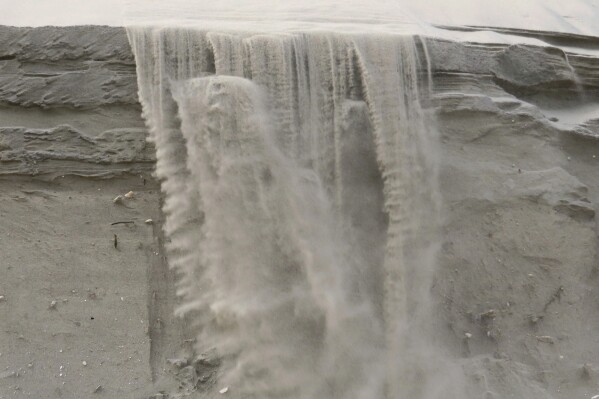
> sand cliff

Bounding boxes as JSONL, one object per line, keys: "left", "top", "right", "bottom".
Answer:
{"left": 1, "top": 25, "right": 599, "bottom": 398}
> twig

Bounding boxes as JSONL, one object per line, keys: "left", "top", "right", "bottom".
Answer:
{"left": 111, "top": 221, "right": 135, "bottom": 226}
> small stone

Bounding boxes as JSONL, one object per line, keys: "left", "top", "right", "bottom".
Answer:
{"left": 94, "top": 385, "right": 103, "bottom": 393}
{"left": 49, "top": 301, "right": 58, "bottom": 310}
{"left": 219, "top": 387, "right": 229, "bottom": 394}
{"left": 0, "top": 295, "right": 5, "bottom": 302}
{"left": 144, "top": 219, "right": 154, "bottom": 225}
{"left": 567, "top": 156, "right": 571, "bottom": 161}
{"left": 479, "top": 309, "right": 496, "bottom": 320}
{"left": 464, "top": 332, "right": 473, "bottom": 339}
{"left": 124, "top": 191, "right": 135, "bottom": 199}
{"left": 27, "top": 364, "right": 32, "bottom": 368}
{"left": 113, "top": 195, "right": 125, "bottom": 205}
{"left": 549, "top": 117, "right": 559, "bottom": 122}
{"left": 195, "top": 354, "right": 220, "bottom": 367}
{"left": 82, "top": 361, "right": 87, "bottom": 366}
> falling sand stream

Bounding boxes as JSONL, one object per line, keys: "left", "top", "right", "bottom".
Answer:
{"left": 126, "top": 9, "right": 465, "bottom": 397}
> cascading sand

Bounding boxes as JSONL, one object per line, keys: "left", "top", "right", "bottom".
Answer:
{"left": 127, "top": 26, "right": 465, "bottom": 399}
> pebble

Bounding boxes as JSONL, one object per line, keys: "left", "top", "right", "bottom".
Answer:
{"left": 465, "top": 332, "right": 473, "bottom": 339}
{"left": 82, "top": 361, "right": 87, "bottom": 366}
{"left": 124, "top": 191, "right": 135, "bottom": 199}
{"left": 0, "top": 295, "right": 5, "bottom": 302}
{"left": 144, "top": 219, "right": 154, "bottom": 225}
{"left": 49, "top": 300, "right": 58, "bottom": 310}
{"left": 113, "top": 195, "right": 125, "bottom": 205}
{"left": 219, "top": 387, "right": 229, "bottom": 394}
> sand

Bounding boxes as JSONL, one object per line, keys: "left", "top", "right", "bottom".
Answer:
{"left": 1, "top": 24, "right": 599, "bottom": 398}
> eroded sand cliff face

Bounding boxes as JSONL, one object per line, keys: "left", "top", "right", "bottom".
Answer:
{"left": 0, "top": 26, "right": 187, "bottom": 399}
{"left": 1, "top": 26, "right": 599, "bottom": 398}
{"left": 427, "top": 37, "right": 599, "bottom": 398}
